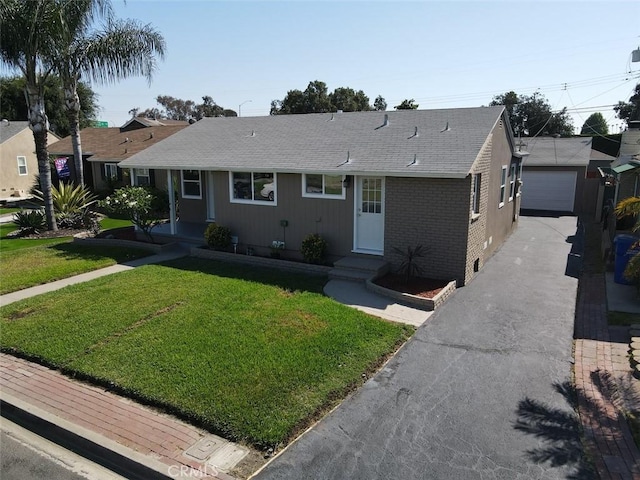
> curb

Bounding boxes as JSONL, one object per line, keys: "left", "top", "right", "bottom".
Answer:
{"left": 0, "top": 391, "right": 174, "bottom": 479}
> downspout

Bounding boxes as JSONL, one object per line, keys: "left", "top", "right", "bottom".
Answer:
{"left": 167, "top": 170, "right": 177, "bottom": 235}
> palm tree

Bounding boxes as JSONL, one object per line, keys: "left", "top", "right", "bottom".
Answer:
{"left": 53, "top": 0, "right": 165, "bottom": 186}
{"left": 0, "top": 0, "right": 62, "bottom": 230}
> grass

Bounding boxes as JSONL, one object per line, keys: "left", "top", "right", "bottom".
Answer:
{"left": 0, "top": 207, "right": 21, "bottom": 215}
{"left": 99, "top": 217, "right": 133, "bottom": 230}
{"left": 0, "top": 224, "right": 72, "bottom": 252}
{"left": 0, "top": 242, "right": 151, "bottom": 294}
{"left": 0, "top": 258, "right": 413, "bottom": 449}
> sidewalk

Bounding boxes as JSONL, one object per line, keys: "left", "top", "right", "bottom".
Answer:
{"left": 574, "top": 272, "right": 640, "bottom": 479}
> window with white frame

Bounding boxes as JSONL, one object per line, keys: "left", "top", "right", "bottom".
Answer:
{"left": 181, "top": 170, "right": 202, "bottom": 199}
{"left": 17, "top": 156, "right": 27, "bottom": 176}
{"left": 472, "top": 173, "right": 481, "bottom": 215}
{"left": 302, "top": 174, "right": 345, "bottom": 199}
{"left": 509, "top": 162, "right": 517, "bottom": 201}
{"left": 499, "top": 165, "right": 507, "bottom": 207}
{"left": 104, "top": 163, "right": 118, "bottom": 180}
{"left": 516, "top": 161, "right": 523, "bottom": 196}
{"left": 230, "top": 172, "right": 276, "bottom": 204}
{"left": 134, "top": 168, "right": 150, "bottom": 186}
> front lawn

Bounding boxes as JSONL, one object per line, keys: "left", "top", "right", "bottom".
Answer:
{"left": 0, "top": 258, "right": 413, "bottom": 449}
{"left": 0, "top": 223, "right": 72, "bottom": 252}
{"left": 0, "top": 242, "right": 150, "bottom": 294}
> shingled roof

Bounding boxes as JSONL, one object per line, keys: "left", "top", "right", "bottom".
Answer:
{"left": 119, "top": 106, "right": 510, "bottom": 178}
{"left": 521, "top": 136, "right": 592, "bottom": 167}
{"left": 49, "top": 125, "right": 188, "bottom": 162}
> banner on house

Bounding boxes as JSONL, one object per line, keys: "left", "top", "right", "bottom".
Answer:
{"left": 54, "top": 157, "right": 71, "bottom": 178}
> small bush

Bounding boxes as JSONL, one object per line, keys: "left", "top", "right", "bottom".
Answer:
{"left": 301, "top": 233, "right": 327, "bottom": 264}
{"left": 12, "top": 210, "right": 46, "bottom": 234}
{"left": 56, "top": 210, "right": 99, "bottom": 232}
{"left": 204, "top": 223, "right": 232, "bottom": 251}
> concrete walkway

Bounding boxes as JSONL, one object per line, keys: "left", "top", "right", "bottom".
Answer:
{"left": 252, "top": 216, "right": 613, "bottom": 479}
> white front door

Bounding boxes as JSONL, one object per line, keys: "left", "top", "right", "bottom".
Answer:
{"left": 354, "top": 176, "right": 384, "bottom": 254}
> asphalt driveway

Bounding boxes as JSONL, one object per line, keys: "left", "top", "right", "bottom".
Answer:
{"left": 256, "top": 215, "right": 592, "bottom": 480}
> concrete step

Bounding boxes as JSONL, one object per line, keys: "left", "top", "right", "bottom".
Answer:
{"left": 333, "top": 257, "right": 388, "bottom": 276}
{"left": 328, "top": 268, "right": 372, "bottom": 283}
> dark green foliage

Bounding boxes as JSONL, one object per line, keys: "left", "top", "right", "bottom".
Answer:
{"left": 394, "top": 99, "right": 419, "bottom": 110}
{"left": 204, "top": 223, "right": 232, "bottom": 251}
{"left": 300, "top": 233, "right": 327, "bottom": 264}
{"left": 490, "top": 91, "right": 574, "bottom": 137}
{"left": 393, "top": 245, "right": 428, "bottom": 283}
{"left": 614, "top": 83, "right": 640, "bottom": 125}
{"left": 270, "top": 80, "right": 375, "bottom": 114}
{"left": 0, "top": 75, "right": 98, "bottom": 137}
{"left": 12, "top": 210, "right": 47, "bottom": 234}
{"left": 580, "top": 113, "right": 609, "bottom": 135}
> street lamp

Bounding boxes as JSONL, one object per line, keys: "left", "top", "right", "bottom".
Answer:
{"left": 238, "top": 100, "right": 252, "bottom": 117}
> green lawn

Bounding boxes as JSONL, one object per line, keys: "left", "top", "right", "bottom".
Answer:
{"left": 0, "top": 207, "right": 21, "bottom": 215}
{"left": 0, "top": 224, "right": 72, "bottom": 252}
{"left": 0, "top": 258, "right": 413, "bottom": 449}
{"left": 0, "top": 242, "right": 151, "bottom": 294}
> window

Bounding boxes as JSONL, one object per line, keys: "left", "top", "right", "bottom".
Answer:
{"left": 509, "top": 162, "right": 517, "bottom": 201}
{"left": 181, "top": 170, "right": 202, "bottom": 199}
{"left": 302, "top": 174, "right": 345, "bottom": 199}
{"left": 361, "top": 177, "right": 382, "bottom": 213}
{"left": 230, "top": 172, "right": 275, "bottom": 204}
{"left": 104, "top": 163, "right": 118, "bottom": 180}
{"left": 17, "top": 156, "right": 27, "bottom": 176}
{"left": 516, "top": 162, "right": 523, "bottom": 196}
{"left": 499, "top": 165, "right": 507, "bottom": 207}
{"left": 472, "top": 174, "right": 481, "bottom": 216}
{"left": 134, "top": 168, "right": 150, "bottom": 186}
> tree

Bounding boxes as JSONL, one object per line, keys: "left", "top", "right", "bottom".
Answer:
{"left": 580, "top": 113, "right": 609, "bottom": 135}
{"left": 136, "top": 95, "right": 235, "bottom": 120}
{"left": 373, "top": 95, "right": 387, "bottom": 111}
{"left": 1, "top": 0, "right": 64, "bottom": 231}
{"left": 395, "top": 99, "right": 419, "bottom": 110}
{"left": 614, "top": 83, "right": 640, "bottom": 125}
{"left": 271, "top": 80, "right": 374, "bottom": 114}
{"left": 490, "top": 91, "right": 573, "bottom": 137}
{"left": 99, "top": 186, "right": 166, "bottom": 242}
{"left": 615, "top": 196, "right": 640, "bottom": 285}
{"left": 1, "top": 74, "right": 98, "bottom": 137}
{"left": 52, "top": 1, "right": 165, "bottom": 186}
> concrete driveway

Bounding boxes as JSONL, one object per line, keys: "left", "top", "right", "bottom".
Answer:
{"left": 255, "top": 215, "right": 592, "bottom": 480}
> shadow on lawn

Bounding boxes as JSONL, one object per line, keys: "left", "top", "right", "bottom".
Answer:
{"left": 49, "top": 242, "right": 150, "bottom": 262}
{"left": 158, "top": 256, "right": 327, "bottom": 294}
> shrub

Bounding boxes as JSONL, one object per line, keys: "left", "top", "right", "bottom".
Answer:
{"left": 392, "top": 245, "right": 428, "bottom": 283}
{"left": 56, "top": 210, "right": 99, "bottom": 233}
{"left": 99, "top": 186, "right": 165, "bottom": 242}
{"left": 35, "top": 182, "right": 97, "bottom": 215}
{"left": 12, "top": 210, "right": 46, "bottom": 234}
{"left": 301, "top": 233, "right": 327, "bottom": 264}
{"left": 204, "top": 223, "right": 232, "bottom": 251}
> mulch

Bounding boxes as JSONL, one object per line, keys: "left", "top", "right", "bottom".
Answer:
{"left": 374, "top": 273, "right": 448, "bottom": 299}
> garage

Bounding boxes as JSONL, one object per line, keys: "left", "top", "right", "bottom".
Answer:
{"left": 520, "top": 170, "right": 577, "bottom": 212}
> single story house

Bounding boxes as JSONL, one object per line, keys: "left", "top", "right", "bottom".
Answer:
{"left": 0, "top": 120, "right": 60, "bottom": 202}
{"left": 119, "top": 106, "right": 528, "bottom": 286}
{"left": 519, "top": 136, "right": 595, "bottom": 214}
{"left": 611, "top": 121, "right": 640, "bottom": 203}
{"left": 48, "top": 121, "right": 188, "bottom": 193}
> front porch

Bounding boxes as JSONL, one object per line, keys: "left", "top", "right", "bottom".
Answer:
{"left": 151, "top": 220, "right": 208, "bottom": 246}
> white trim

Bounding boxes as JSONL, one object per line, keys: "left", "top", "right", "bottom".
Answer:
{"left": 17, "top": 156, "right": 27, "bottom": 176}
{"left": 301, "top": 174, "right": 346, "bottom": 199}
{"left": 229, "top": 171, "right": 277, "bottom": 206}
{"left": 181, "top": 169, "right": 202, "bottom": 199}
{"left": 104, "top": 163, "right": 118, "bottom": 179}
{"left": 353, "top": 176, "right": 385, "bottom": 254}
{"left": 206, "top": 171, "right": 215, "bottom": 221}
{"left": 471, "top": 173, "right": 481, "bottom": 215}
{"left": 508, "top": 162, "right": 517, "bottom": 201}
{"left": 134, "top": 168, "right": 151, "bottom": 187}
{"left": 167, "top": 170, "right": 177, "bottom": 235}
{"left": 499, "top": 165, "right": 507, "bottom": 208}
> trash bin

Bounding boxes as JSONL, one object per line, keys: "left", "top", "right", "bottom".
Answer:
{"left": 614, "top": 234, "right": 639, "bottom": 285}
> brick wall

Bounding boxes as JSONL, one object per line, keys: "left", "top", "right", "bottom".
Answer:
{"left": 384, "top": 176, "right": 471, "bottom": 285}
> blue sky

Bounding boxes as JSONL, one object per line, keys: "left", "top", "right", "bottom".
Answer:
{"left": 93, "top": 0, "right": 640, "bottom": 133}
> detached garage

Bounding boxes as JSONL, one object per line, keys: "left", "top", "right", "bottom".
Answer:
{"left": 519, "top": 137, "right": 592, "bottom": 213}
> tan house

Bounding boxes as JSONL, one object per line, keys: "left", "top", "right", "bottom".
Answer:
{"left": 119, "top": 107, "right": 527, "bottom": 286}
{"left": 49, "top": 120, "right": 189, "bottom": 193}
{"left": 0, "top": 120, "right": 59, "bottom": 202}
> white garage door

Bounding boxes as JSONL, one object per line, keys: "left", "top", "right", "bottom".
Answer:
{"left": 520, "top": 170, "right": 577, "bottom": 212}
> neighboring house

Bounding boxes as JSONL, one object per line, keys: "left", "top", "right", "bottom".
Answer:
{"left": 519, "top": 136, "right": 595, "bottom": 214}
{"left": 119, "top": 116, "right": 190, "bottom": 132}
{"left": 119, "top": 106, "right": 527, "bottom": 286}
{"left": 611, "top": 121, "right": 640, "bottom": 204}
{"left": 49, "top": 121, "right": 188, "bottom": 193}
{"left": 0, "top": 120, "right": 59, "bottom": 202}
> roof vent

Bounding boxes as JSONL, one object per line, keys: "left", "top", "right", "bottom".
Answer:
{"left": 407, "top": 154, "right": 419, "bottom": 167}
{"left": 440, "top": 122, "right": 451, "bottom": 133}
{"left": 329, "top": 113, "right": 335, "bottom": 121}
{"left": 383, "top": 114, "right": 389, "bottom": 126}
{"left": 149, "top": 132, "right": 154, "bottom": 139}
{"left": 408, "top": 126, "right": 419, "bottom": 139}
{"left": 337, "top": 151, "right": 352, "bottom": 167}
{"left": 250, "top": 130, "right": 256, "bottom": 137}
